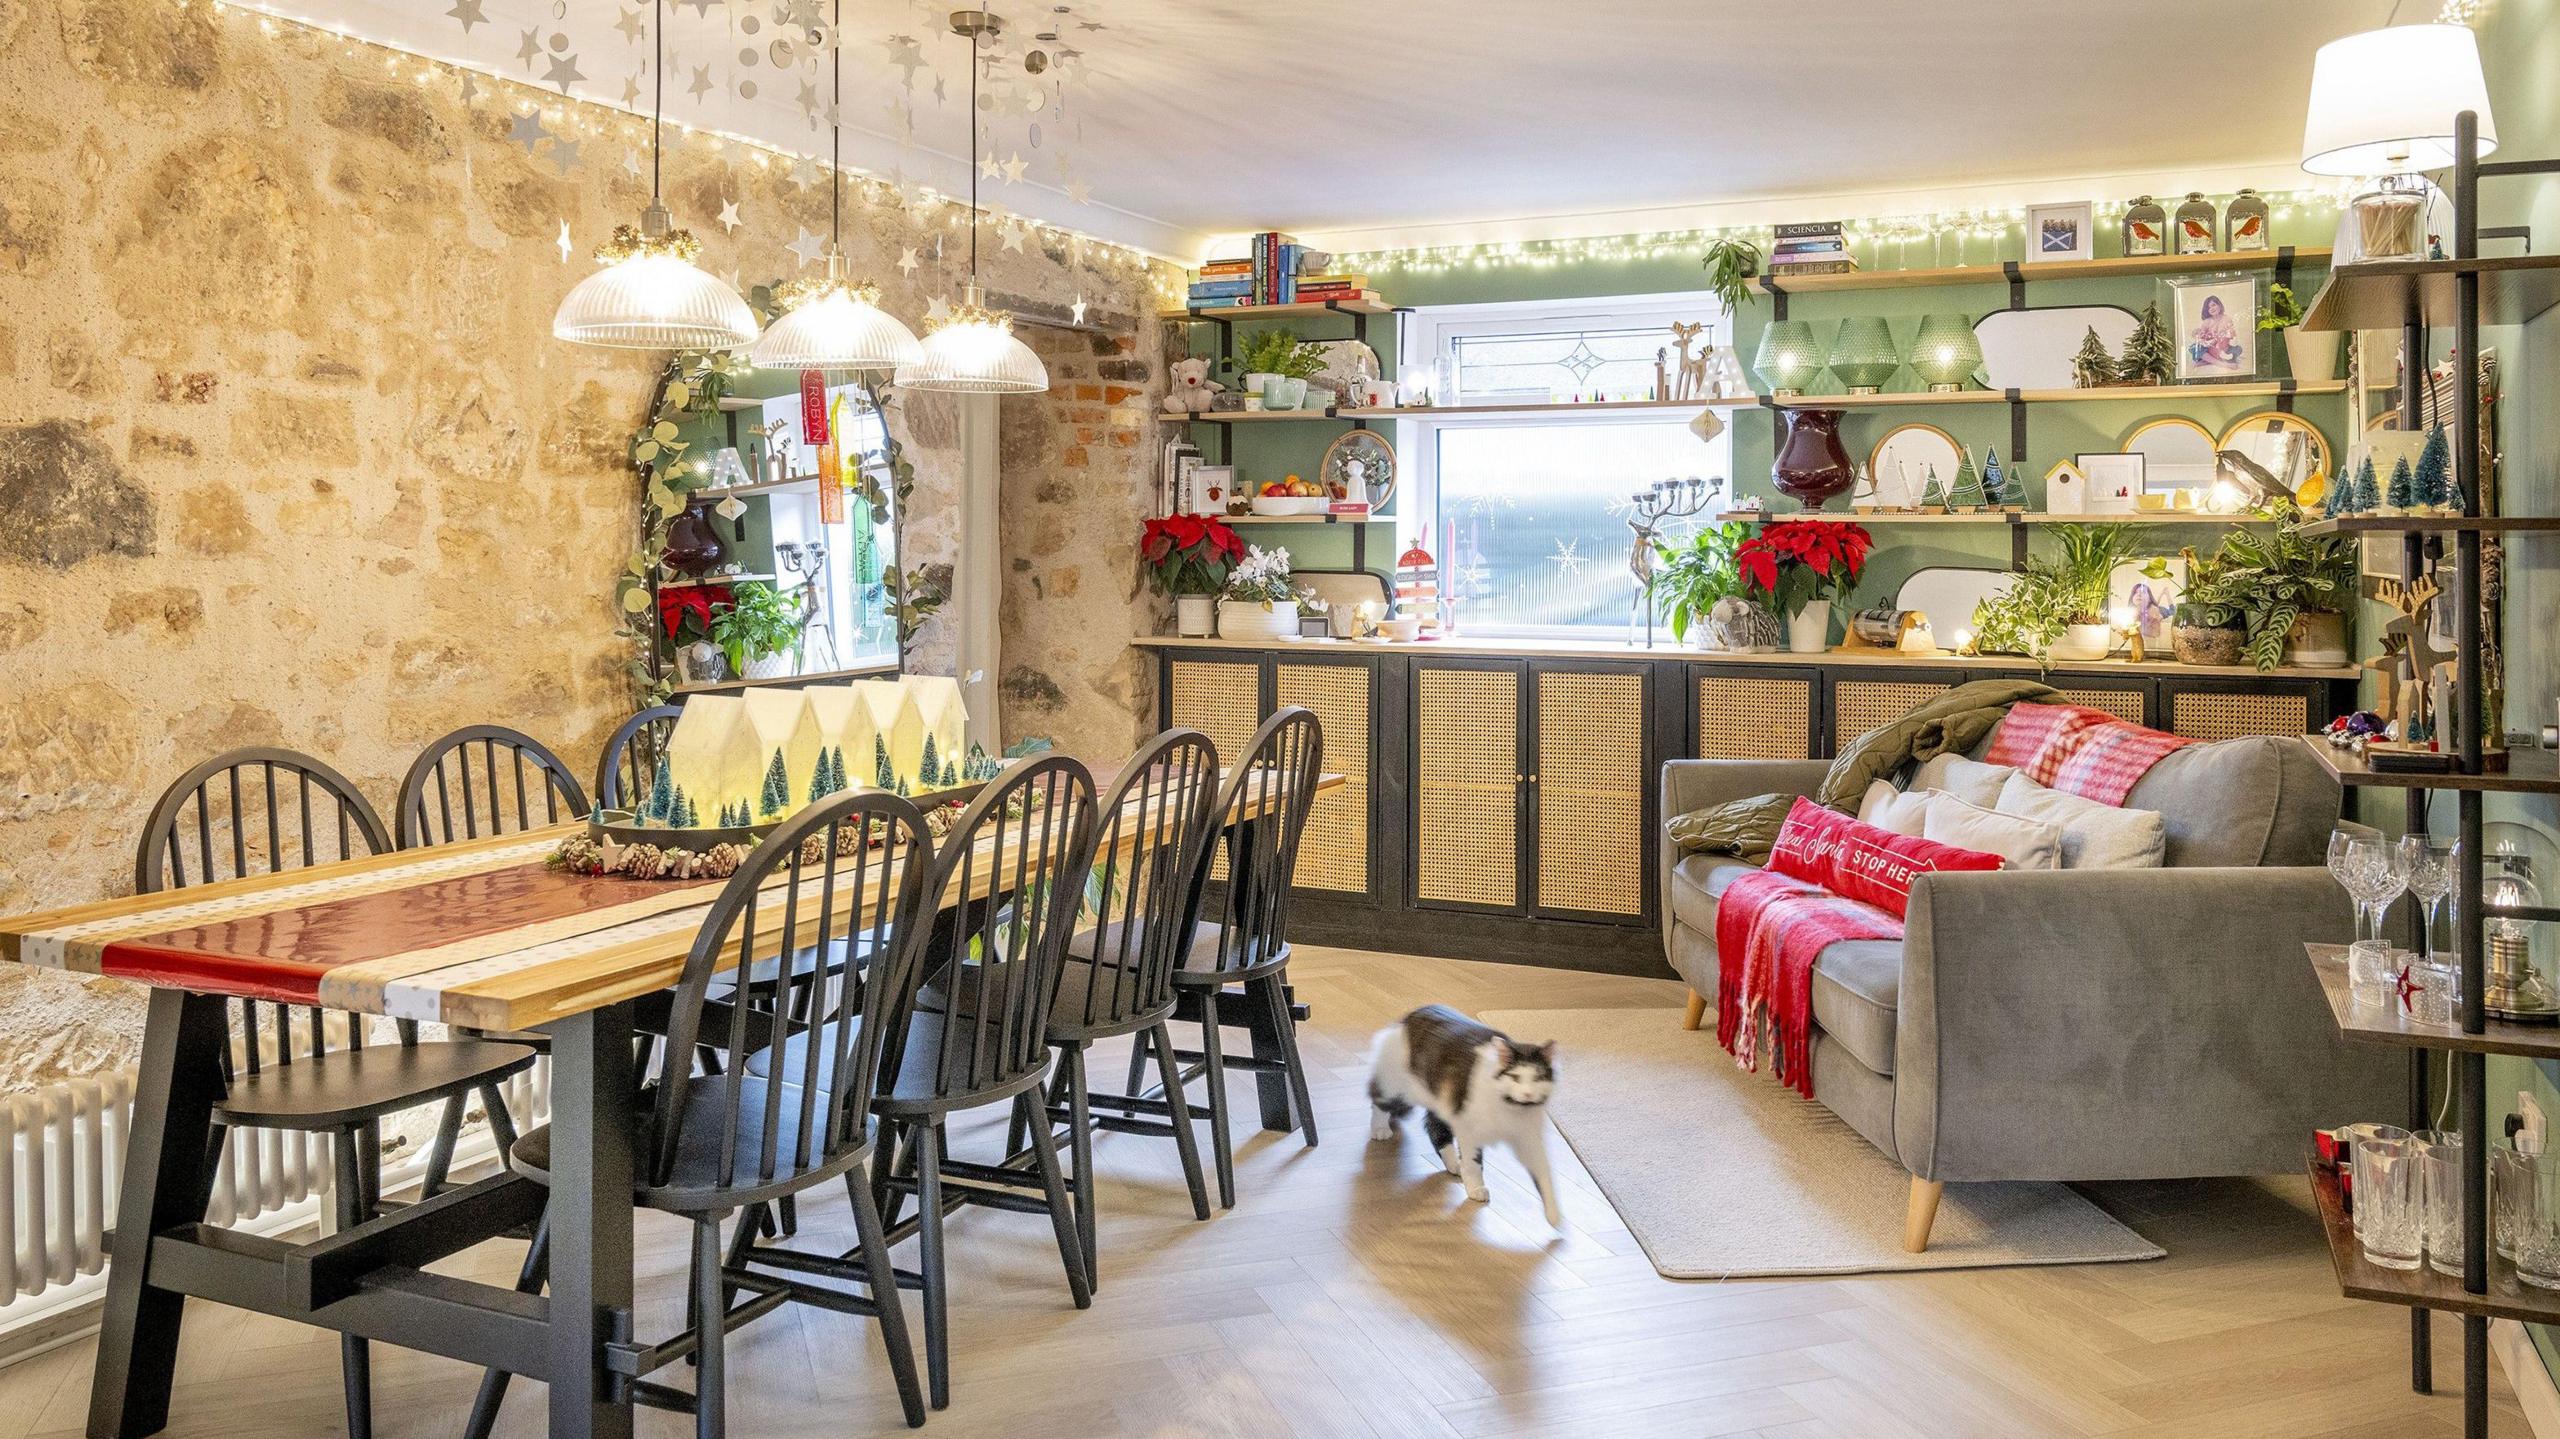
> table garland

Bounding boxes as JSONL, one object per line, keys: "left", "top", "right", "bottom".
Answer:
{"left": 547, "top": 792, "right": 991, "bottom": 881}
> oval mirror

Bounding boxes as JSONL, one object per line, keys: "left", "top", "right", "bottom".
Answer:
{"left": 1866, "top": 423, "right": 1964, "bottom": 509}
{"left": 1975, "top": 304, "right": 2139, "bottom": 391}
{"left": 2122, "top": 416, "right": 2219, "bottom": 497}
{"left": 2217, "top": 409, "right": 2331, "bottom": 494}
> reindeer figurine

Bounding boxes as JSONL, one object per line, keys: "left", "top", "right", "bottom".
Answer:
{"left": 1667, "top": 322, "right": 1707, "bottom": 401}
{"left": 2374, "top": 575, "right": 2449, "bottom": 741}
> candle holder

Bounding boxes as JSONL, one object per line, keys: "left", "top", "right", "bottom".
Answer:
{"left": 1753, "top": 321, "right": 1823, "bottom": 398}
{"left": 1626, "top": 476, "right": 1723, "bottom": 648}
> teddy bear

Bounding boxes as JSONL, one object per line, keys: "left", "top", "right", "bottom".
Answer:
{"left": 1165, "top": 356, "right": 1223, "bottom": 414}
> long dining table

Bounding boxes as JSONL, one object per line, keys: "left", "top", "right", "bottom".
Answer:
{"left": 0, "top": 765, "right": 1337, "bottom": 1439}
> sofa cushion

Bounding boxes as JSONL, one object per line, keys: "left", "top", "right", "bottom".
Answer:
{"left": 1668, "top": 854, "right": 1754, "bottom": 937}
{"left": 1994, "top": 772, "right": 2167, "bottom": 869}
{"left": 1857, "top": 779, "right": 1931, "bottom": 835}
{"left": 1810, "top": 939, "right": 1902, "bottom": 1076}
{"left": 1921, "top": 794, "right": 2063, "bottom": 870}
{"left": 1909, "top": 753, "right": 2016, "bottom": 808}
{"left": 1972, "top": 724, "right": 2340, "bottom": 867}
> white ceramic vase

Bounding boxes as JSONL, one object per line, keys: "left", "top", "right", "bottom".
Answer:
{"left": 1219, "top": 599, "right": 1300, "bottom": 641}
{"left": 1175, "top": 593, "right": 1215, "bottom": 637}
{"left": 2049, "top": 623, "right": 2115, "bottom": 662}
{"left": 1785, "top": 604, "right": 1831, "bottom": 654}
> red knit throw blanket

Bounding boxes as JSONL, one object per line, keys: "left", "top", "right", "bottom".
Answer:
{"left": 1714, "top": 868, "right": 1902, "bottom": 1099}
{"left": 1984, "top": 702, "right": 2194, "bottom": 807}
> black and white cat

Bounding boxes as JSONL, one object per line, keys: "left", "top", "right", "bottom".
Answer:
{"left": 1367, "top": 1004, "right": 1562, "bottom": 1227}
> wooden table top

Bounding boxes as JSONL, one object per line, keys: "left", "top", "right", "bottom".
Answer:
{"left": 0, "top": 773, "right": 1338, "bottom": 1032}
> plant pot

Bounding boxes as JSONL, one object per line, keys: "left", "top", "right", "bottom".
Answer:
{"left": 678, "top": 640, "right": 731, "bottom": 685}
{"left": 1242, "top": 373, "right": 1281, "bottom": 409}
{"left": 2048, "top": 622, "right": 2114, "bottom": 662}
{"left": 2285, "top": 328, "right": 2343, "bottom": 383}
{"left": 1219, "top": 598, "right": 1300, "bottom": 641}
{"left": 1785, "top": 603, "right": 1832, "bottom": 654}
{"left": 741, "top": 652, "right": 794, "bottom": 680}
{"left": 2173, "top": 623, "right": 2246, "bottom": 667}
{"left": 1773, "top": 408, "right": 1855, "bottom": 508}
{"left": 1260, "top": 376, "right": 1309, "bottom": 411}
{"left": 2283, "top": 609, "right": 2350, "bottom": 667}
{"left": 1175, "top": 593, "right": 1215, "bottom": 637}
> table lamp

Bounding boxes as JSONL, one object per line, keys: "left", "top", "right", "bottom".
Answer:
{"left": 1828, "top": 317, "right": 1901, "bottom": 394}
{"left": 1752, "top": 321, "right": 1823, "bottom": 398}
{"left": 1909, "top": 315, "right": 1982, "bottom": 393}
{"left": 2301, "top": 24, "right": 2497, "bottom": 263}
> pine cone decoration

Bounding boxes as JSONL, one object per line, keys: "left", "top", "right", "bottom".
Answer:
{"left": 552, "top": 836, "right": 604, "bottom": 874}
{"left": 702, "top": 843, "right": 748, "bottom": 878}
{"left": 621, "top": 844, "right": 668, "bottom": 880}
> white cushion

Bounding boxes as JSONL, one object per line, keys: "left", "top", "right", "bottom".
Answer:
{"left": 1994, "top": 772, "right": 2168, "bottom": 870}
{"left": 1857, "top": 780, "right": 1933, "bottom": 837}
{"left": 1921, "top": 794, "right": 2063, "bottom": 871}
{"left": 1909, "top": 754, "right": 2016, "bottom": 809}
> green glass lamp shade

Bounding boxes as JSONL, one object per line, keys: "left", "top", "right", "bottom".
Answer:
{"left": 1910, "top": 314, "right": 1983, "bottom": 392}
{"left": 1828, "top": 317, "right": 1900, "bottom": 394}
{"left": 1752, "top": 320, "right": 1823, "bottom": 397}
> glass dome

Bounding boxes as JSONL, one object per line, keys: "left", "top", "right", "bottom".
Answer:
{"left": 895, "top": 284, "right": 1049, "bottom": 394}
{"left": 554, "top": 214, "right": 757, "bottom": 351}
{"left": 750, "top": 264, "right": 922, "bottom": 373}
{"left": 1909, "top": 314, "right": 1984, "bottom": 392}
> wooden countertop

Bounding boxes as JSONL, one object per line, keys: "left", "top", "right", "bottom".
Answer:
{"left": 1129, "top": 633, "right": 2360, "bottom": 680}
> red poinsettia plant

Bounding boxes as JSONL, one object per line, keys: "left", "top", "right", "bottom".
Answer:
{"left": 1140, "top": 515, "right": 1246, "bottom": 596}
{"left": 658, "top": 583, "right": 733, "bottom": 645}
{"left": 1736, "top": 520, "right": 1872, "bottom": 618}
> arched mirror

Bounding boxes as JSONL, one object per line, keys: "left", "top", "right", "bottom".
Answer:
{"left": 2218, "top": 409, "right": 2332, "bottom": 495}
{"left": 1867, "top": 423, "right": 1965, "bottom": 509}
{"left": 2122, "top": 416, "right": 2219, "bottom": 499}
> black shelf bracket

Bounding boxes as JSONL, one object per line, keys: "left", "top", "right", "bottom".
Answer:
{"left": 1759, "top": 274, "right": 1788, "bottom": 322}
{"left": 2003, "top": 260, "right": 2026, "bottom": 312}
{"left": 2005, "top": 388, "right": 2027, "bottom": 477}
{"left": 2276, "top": 378, "right": 2299, "bottom": 415}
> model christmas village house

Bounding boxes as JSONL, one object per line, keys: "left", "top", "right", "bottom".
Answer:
{"left": 636, "top": 676, "right": 998, "bottom": 830}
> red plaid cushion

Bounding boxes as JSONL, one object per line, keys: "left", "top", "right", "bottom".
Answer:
{"left": 1983, "top": 703, "right": 2114, "bottom": 781}
{"left": 1985, "top": 703, "right": 2194, "bottom": 806}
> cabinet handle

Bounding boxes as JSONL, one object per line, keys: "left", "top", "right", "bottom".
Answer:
{"left": 1527, "top": 773, "right": 1540, "bottom": 783}
{"left": 1515, "top": 773, "right": 1526, "bottom": 784}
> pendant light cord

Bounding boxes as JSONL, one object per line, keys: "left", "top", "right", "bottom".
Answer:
{"left": 967, "top": 22, "right": 980, "bottom": 278}
{"left": 651, "top": 0, "right": 664, "bottom": 202}
{"left": 830, "top": 0, "right": 842, "bottom": 251}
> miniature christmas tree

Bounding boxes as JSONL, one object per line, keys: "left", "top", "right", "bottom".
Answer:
{"left": 671, "top": 789, "right": 696, "bottom": 828}
{"left": 1918, "top": 464, "right": 1947, "bottom": 510}
{"left": 644, "top": 762, "right": 674, "bottom": 824}
{"left": 895, "top": 775, "right": 912, "bottom": 797}
{"left": 2117, "top": 302, "right": 2173, "bottom": 386}
{"left": 2322, "top": 463, "right": 2349, "bottom": 518}
{"left": 1981, "top": 448, "right": 2007, "bottom": 507}
{"left": 1948, "top": 450, "right": 1985, "bottom": 509}
{"left": 942, "top": 757, "right": 960, "bottom": 787}
{"left": 760, "top": 749, "right": 789, "bottom": 819}
{"left": 919, "top": 735, "right": 940, "bottom": 791}
{"left": 874, "top": 735, "right": 895, "bottom": 789}
{"left": 965, "top": 742, "right": 993, "bottom": 781}
{"left": 827, "top": 746, "right": 846, "bottom": 793}
{"left": 2414, "top": 425, "right": 2453, "bottom": 511}
{"left": 808, "top": 759, "right": 831, "bottom": 804}
{"left": 2387, "top": 456, "right": 2415, "bottom": 512}
{"left": 2070, "top": 326, "right": 2115, "bottom": 388}
{"left": 2353, "top": 455, "right": 2380, "bottom": 512}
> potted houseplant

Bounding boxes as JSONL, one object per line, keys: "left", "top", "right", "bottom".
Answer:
{"left": 660, "top": 583, "right": 732, "bottom": 684}
{"left": 708, "top": 580, "right": 805, "bottom": 681}
{"left": 1968, "top": 564, "right": 2077, "bottom": 663}
{"left": 1218, "top": 544, "right": 1301, "bottom": 640}
{"left": 2169, "top": 546, "right": 2250, "bottom": 667}
{"left": 1140, "top": 514, "right": 1245, "bottom": 637}
{"left": 1700, "top": 235, "right": 1762, "bottom": 315}
{"left": 1647, "top": 522, "right": 1754, "bottom": 649}
{"left": 1235, "top": 329, "right": 1326, "bottom": 411}
{"left": 2261, "top": 282, "right": 2340, "bottom": 383}
{"left": 1736, "top": 519, "right": 1871, "bottom": 654}
{"left": 2040, "top": 523, "right": 2150, "bottom": 661}
{"left": 2200, "top": 502, "right": 2358, "bottom": 670}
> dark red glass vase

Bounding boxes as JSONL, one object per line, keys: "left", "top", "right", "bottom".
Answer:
{"left": 1773, "top": 407, "right": 1854, "bottom": 509}
{"left": 661, "top": 493, "right": 727, "bottom": 576}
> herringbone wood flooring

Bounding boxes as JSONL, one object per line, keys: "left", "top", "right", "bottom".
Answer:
{"left": 0, "top": 947, "right": 2530, "bottom": 1437}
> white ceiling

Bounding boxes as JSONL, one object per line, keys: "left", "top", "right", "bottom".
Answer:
{"left": 265, "top": 0, "right": 2403, "bottom": 260}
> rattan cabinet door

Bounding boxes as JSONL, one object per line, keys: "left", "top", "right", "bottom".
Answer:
{"left": 1411, "top": 661, "right": 1522, "bottom": 912}
{"left": 1167, "top": 657, "right": 1263, "bottom": 757}
{"left": 1692, "top": 668, "right": 1817, "bottom": 759}
{"left": 1275, "top": 659, "right": 1372, "bottom": 896}
{"left": 1532, "top": 667, "right": 1649, "bottom": 919}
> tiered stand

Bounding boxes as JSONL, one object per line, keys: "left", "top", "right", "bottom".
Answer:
{"left": 2299, "top": 113, "right": 2560, "bottom": 1438}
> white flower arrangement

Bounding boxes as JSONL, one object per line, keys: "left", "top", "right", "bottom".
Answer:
{"left": 1223, "top": 544, "right": 1298, "bottom": 609}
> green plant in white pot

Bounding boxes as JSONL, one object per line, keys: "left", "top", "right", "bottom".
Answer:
{"left": 1647, "top": 522, "right": 1753, "bottom": 648}
{"left": 1235, "top": 329, "right": 1326, "bottom": 411}
{"left": 1217, "top": 544, "right": 1302, "bottom": 640}
{"left": 2261, "top": 283, "right": 2340, "bottom": 382}
{"left": 709, "top": 580, "right": 805, "bottom": 680}
{"left": 2039, "top": 523, "right": 2152, "bottom": 661}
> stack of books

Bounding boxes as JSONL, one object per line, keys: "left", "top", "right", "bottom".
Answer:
{"left": 1185, "top": 233, "right": 1369, "bottom": 309}
{"left": 1769, "top": 222, "right": 1856, "bottom": 277}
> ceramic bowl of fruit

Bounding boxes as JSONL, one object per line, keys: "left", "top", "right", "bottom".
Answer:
{"left": 1250, "top": 477, "right": 1329, "bottom": 516}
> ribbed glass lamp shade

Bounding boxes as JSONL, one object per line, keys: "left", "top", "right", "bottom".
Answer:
{"left": 554, "top": 216, "right": 758, "bottom": 351}
{"left": 750, "top": 266, "right": 923, "bottom": 372}
{"left": 895, "top": 284, "right": 1049, "bottom": 394}
{"left": 1908, "top": 314, "right": 1984, "bottom": 392}
{"left": 1751, "top": 320, "right": 1822, "bottom": 396}
{"left": 1827, "top": 316, "right": 1901, "bottom": 393}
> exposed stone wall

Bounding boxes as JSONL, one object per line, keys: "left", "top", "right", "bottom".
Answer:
{"left": 0, "top": 0, "right": 1174, "bottom": 1091}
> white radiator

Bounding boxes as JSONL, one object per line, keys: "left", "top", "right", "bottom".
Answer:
{"left": 0, "top": 1057, "right": 551, "bottom": 1357}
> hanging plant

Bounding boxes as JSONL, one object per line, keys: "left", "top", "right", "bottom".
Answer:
{"left": 1701, "top": 236, "right": 1764, "bottom": 314}
{"left": 616, "top": 350, "right": 742, "bottom": 704}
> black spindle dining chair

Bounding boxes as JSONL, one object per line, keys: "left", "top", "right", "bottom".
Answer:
{"left": 134, "top": 748, "right": 538, "bottom": 1439}
{"left": 595, "top": 704, "right": 683, "bottom": 813}
{"left": 465, "top": 789, "right": 937, "bottom": 1437}
{"left": 1122, "top": 705, "right": 1325, "bottom": 1209}
{"left": 1031, "top": 729, "right": 1220, "bottom": 1287}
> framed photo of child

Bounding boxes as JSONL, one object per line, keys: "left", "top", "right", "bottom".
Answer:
{"left": 2171, "top": 276, "right": 2257, "bottom": 382}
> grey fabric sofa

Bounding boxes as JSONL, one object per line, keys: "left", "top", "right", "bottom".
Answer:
{"left": 1658, "top": 729, "right": 2401, "bottom": 1252}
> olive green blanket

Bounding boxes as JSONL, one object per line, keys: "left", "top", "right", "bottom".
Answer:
{"left": 1666, "top": 677, "right": 2057, "bottom": 861}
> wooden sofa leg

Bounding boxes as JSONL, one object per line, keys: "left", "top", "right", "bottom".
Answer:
{"left": 1681, "top": 989, "right": 1707, "bottom": 1031}
{"left": 1903, "top": 1177, "right": 1944, "bottom": 1253}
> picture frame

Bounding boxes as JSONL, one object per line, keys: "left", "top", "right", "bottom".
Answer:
{"left": 2109, "top": 557, "right": 2186, "bottom": 653}
{"left": 2076, "top": 453, "right": 2145, "bottom": 514}
{"left": 2027, "top": 202, "right": 2095, "bottom": 263}
{"left": 2170, "top": 275, "right": 2258, "bottom": 382}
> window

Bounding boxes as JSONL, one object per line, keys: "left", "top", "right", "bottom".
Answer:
{"left": 1398, "top": 294, "right": 1734, "bottom": 639}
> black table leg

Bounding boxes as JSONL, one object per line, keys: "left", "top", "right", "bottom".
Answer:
{"left": 544, "top": 1002, "right": 637, "bottom": 1439}
{"left": 88, "top": 989, "right": 226, "bottom": 1439}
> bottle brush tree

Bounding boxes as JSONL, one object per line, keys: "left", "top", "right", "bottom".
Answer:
{"left": 2387, "top": 456, "right": 2415, "bottom": 512}
{"left": 760, "top": 749, "right": 789, "bottom": 818}
{"left": 2414, "top": 425, "right": 2453, "bottom": 511}
{"left": 875, "top": 736, "right": 895, "bottom": 789}
{"left": 2116, "top": 302, "right": 2173, "bottom": 386}
{"left": 2070, "top": 326, "right": 2116, "bottom": 388}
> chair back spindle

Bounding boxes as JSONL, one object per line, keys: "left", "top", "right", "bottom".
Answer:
{"left": 1197, "top": 707, "right": 1324, "bottom": 977}
{"left": 595, "top": 706, "right": 683, "bottom": 813}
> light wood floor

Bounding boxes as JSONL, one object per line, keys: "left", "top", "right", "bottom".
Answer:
{"left": 0, "top": 947, "right": 2532, "bottom": 1438}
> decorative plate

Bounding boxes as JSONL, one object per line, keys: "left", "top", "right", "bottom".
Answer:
{"left": 1321, "top": 430, "right": 1397, "bottom": 508}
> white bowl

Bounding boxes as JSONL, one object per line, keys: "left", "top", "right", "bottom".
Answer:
{"left": 1250, "top": 494, "right": 1328, "bottom": 517}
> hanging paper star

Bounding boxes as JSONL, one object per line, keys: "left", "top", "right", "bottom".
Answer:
{"left": 623, "top": 148, "right": 646, "bottom": 177}
{"left": 978, "top": 154, "right": 1001, "bottom": 182}
{"left": 789, "top": 155, "right": 823, "bottom": 190}
{"left": 556, "top": 221, "right": 573, "bottom": 262}
{"left": 1000, "top": 218, "right": 1026, "bottom": 252}
{"left": 884, "top": 35, "right": 925, "bottom": 83}
{"left": 925, "top": 295, "right": 952, "bottom": 323}
{"left": 797, "top": 79, "right": 821, "bottom": 120}
{"left": 680, "top": 0, "right": 721, "bottom": 15}
{"left": 507, "top": 110, "right": 552, "bottom": 154}
{"left": 1001, "top": 152, "right": 1028, "bottom": 184}
{"left": 1550, "top": 538, "right": 1585, "bottom": 575}
{"left": 1071, "top": 294, "right": 1087, "bottom": 324}
{"left": 446, "top": 0, "right": 487, "bottom": 33}
{"left": 459, "top": 72, "right": 480, "bottom": 104}
{"left": 1065, "top": 178, "right": 1092, "bottom": 205}
{"left": 548, "top": 138, "right": 580, "bottom": 175}
{"left": 895, "top": 247, "right": 919, "bottom": 276}
{"left": 515, "top": 29, "right": 542, "bottom": 67}
{"left": 786, "top": 227, "right": 829, "bottom": 270}
{"left": 717, "top": 198, "right": 742, "bottom": 232}
{"left": 933, "top": 75, "right": 946, "bottom": 104}
{"left": 687, "top": 65, "right": 714, "bottom": 101}
{"left": 621, "top": 72, "right": 641, "bottom": 106}
{"left": 542, "top": 52, "right": 585, "bottom": 92}
{"left": 615, "top": 6, "right": 647, "bottom": 42}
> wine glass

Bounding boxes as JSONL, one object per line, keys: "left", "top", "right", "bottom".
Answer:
{"left": 2400, "top": 835, "right": 2457, "bottom": 963}
{"left": 2331, "top": 826, "right": 2384, "bottom": 941}
{"left": 2353, "top": 835, "right": 2408, "bottom": 944}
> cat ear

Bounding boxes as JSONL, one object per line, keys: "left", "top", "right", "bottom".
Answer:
{"left": 1528, "top": 1041, "right": 1557, "bottom": 1062}
{"left": 1491, "top": 1037, "right": 1514, "bottom": 1063}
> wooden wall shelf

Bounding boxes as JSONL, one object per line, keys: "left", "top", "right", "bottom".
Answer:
{"left": 1161, "top": 298, "right": 1398, "bottom": 321}
{"left": 2301, "top": 253, "right": 2560, "bottom": 331}
{"left": 2296, "top": 514, "right": 2560, "bottom": 537}
{"left": 2301, "top": 739, "right": 2560, "bottom": 795}
{"left": 2307, "top": 943, "right": 2560, "bottom": 1061}
{"left": 1762, "top": 248, "right": 2332, "bottom": 296}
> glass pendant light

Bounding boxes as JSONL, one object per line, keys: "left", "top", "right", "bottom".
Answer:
{"left": 897, "top": 10, "right": 1048, "bottom": 395}
{"left": 554, "top": 0, "right": 757, "bottom": 350}
{"left": 749, "top": 0, "right": 921, "bottom": 373}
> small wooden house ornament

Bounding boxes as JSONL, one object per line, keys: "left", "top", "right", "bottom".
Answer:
{"left": 2043, "top": 460, "right": 2089, "bottom": 515}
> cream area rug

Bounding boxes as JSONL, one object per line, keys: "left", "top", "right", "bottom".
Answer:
{"left": 1479, "top": 1007, "right": 2164, "bottom": 1278}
